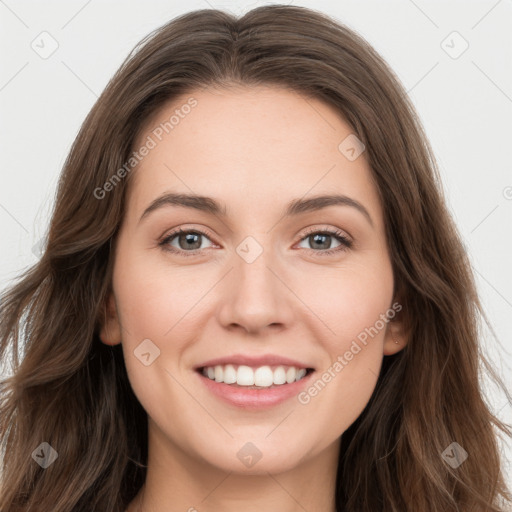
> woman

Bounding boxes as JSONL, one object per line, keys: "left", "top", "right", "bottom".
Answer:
{"left": 1, "top": 5, "right": 510, "bottom": 511}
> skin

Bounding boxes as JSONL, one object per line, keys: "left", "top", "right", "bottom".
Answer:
{"left": 100, "top": 85, "right": 408, "bottom": 512}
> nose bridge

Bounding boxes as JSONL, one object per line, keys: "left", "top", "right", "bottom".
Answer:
{"left": 234, "top": 233, "right": 278, "bottom": 297}
{"left": 217, "top": 231, "right": 293, "bottom": 332}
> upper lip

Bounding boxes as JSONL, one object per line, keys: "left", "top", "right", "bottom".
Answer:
{"left": 194, "top": 354, "right": 315, "bottom": 370}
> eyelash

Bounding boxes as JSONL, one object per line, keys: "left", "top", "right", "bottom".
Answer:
{"left": 159, "top": 226, "right": 353, "bottom": 258}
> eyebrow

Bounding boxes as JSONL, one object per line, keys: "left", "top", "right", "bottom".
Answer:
{"left": 138, "top": 192, "right": 374, "bottom": 227}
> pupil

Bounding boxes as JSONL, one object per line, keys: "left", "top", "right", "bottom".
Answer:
{"left": 312, "top": 234, "right": 329, "bottom": 249}
{"left": 181, "top": 233, "right": 200, "bottom": 250}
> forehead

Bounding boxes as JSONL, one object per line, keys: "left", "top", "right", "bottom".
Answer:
{"left": 126, "top": 86, "right": 383, "bottom": 228}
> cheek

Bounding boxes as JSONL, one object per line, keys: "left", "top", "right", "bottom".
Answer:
{"left": 112, "top": 249, "right": 196, "bottom": 342}
{"left": 111, "top": 252, "right": 190, "bottom": 395}
{"left": 297, "top": 259, "right": 393, "bottom": 410}
{"left": 305, "top": 258, "right": 394, "bottom": 349}
{"left": 113, "top": 256, "right": 198, "bottom": 428}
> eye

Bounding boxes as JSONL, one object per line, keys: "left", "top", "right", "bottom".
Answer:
{"left": 159, "top": 227, "right": 215, "bottom": 257}
{"left": 158, "top": 226, "right": 353, "bottom": 258}
{"left": 295, "top": 227, "right": 352, "bottom": 256}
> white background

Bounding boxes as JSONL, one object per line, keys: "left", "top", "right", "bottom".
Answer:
{"left": 1, "top": 0, "right": 511, "bottom": 491}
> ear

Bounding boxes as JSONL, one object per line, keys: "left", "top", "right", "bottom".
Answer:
{"left": 383, "top": 320, "right": 408, "bottom": 356}
{"left": 99, "top": 292, "right": 122, "bottom": 346}
{"left": 382, "top": 303, "right": 409, "bottom": 356}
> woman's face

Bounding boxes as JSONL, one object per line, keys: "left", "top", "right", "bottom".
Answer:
{"left": 100, "top": 85, "right": 406, "bottom": 475}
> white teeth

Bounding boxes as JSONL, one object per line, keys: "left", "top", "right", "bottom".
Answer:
{"left": 286, "top": 367, "right": 296, "bottom": 383}
{"left": 237, "top": 365, "right": 254, "bottom": 386}
{"left": 273, "top": 366, "right": 287, "bottom": 385}
{"left": 201, "top": 363, "right": 310, "bottom": 387}
{"left": 295, "top": 368, "right": 307, "bottom": 381}
{"left": 254, "top": 366, "right": 273, "bottom": 387}
{"left": 214, "top": 365, "right": 223, "bottom": 383}
{"left": 223, "top": 364, "right": 237, "bottom": 384}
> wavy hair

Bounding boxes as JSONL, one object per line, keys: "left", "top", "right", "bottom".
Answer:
{"left": 1, "top": 5, "right": 511, "bottom": 511}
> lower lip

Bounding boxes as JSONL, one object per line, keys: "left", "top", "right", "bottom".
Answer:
{"left": 196, "top": 370, "right": 315, "bottom": 409}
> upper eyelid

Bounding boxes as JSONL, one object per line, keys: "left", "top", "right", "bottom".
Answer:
{"left": 300, "top": 225, "right": 352, "bottom": 240}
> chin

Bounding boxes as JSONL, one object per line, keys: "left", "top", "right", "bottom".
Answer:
{"left": 189, "top": 436, "right": 312, "bottom": 475}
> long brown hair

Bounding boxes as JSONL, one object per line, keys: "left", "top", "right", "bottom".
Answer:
{"left": 1, "top": 5, "right": 511, "bottom": 511}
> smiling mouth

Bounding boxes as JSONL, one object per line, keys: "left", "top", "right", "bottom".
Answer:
{"left": 197, "top": 364, "right": 315, "bottom": 389}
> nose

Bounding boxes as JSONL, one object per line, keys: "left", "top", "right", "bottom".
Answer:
{"left": 216, "top": 242, "right": 295, "bottom": 335}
